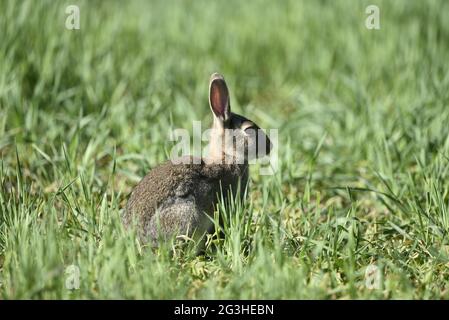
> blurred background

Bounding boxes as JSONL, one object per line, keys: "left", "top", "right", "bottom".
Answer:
{"left": 1, "top": 0, "right": 448, "bottom": 181}
{"left": 1, "top": 0, "right": 449, "bottom": 299}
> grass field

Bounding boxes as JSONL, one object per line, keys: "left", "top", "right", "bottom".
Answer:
{"left": 1, "top": 0, "right": 449, "bottom": 299}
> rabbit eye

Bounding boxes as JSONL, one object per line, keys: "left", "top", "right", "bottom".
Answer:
{"left": 243, "top": 126, "right": 257, "bottom": 134}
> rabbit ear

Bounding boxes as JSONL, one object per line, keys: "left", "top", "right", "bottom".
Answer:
{"left": 209, "top": 73, "right": 231, "bottom": 122}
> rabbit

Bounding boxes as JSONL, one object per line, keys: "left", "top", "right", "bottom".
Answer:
{"left": 123, "top": 73, "right": 272, "bottom": 245}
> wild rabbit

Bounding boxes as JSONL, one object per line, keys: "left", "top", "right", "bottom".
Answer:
{"left": 123, "top": 73, "right": 272, "bottom": 245}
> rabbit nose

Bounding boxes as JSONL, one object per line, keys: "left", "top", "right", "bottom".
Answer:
{"left": 256, "top": 134, "right": 272, "bottom": 157}
{"left": 266, "top": 138, "right": 273, "bottom": 155}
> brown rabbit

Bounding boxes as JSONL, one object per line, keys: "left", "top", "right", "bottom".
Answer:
{"left": 123, "top": 73, "right": 272, "bottom": 245}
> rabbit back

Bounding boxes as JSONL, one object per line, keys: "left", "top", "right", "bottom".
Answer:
{"left": 124, "top": 157, "right": 248, "bottom": 243}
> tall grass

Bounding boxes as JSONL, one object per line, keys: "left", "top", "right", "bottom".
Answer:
{"left": 1, "top": 0, "right": 449, "bottom": 299}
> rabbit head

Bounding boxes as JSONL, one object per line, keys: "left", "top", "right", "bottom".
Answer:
{"left": 207, "top": 73, "right": 272, "bottom": 164}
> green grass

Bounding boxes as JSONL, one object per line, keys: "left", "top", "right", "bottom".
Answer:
{"left": 1, "top": 0, "right": 449, "bottom": 299}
